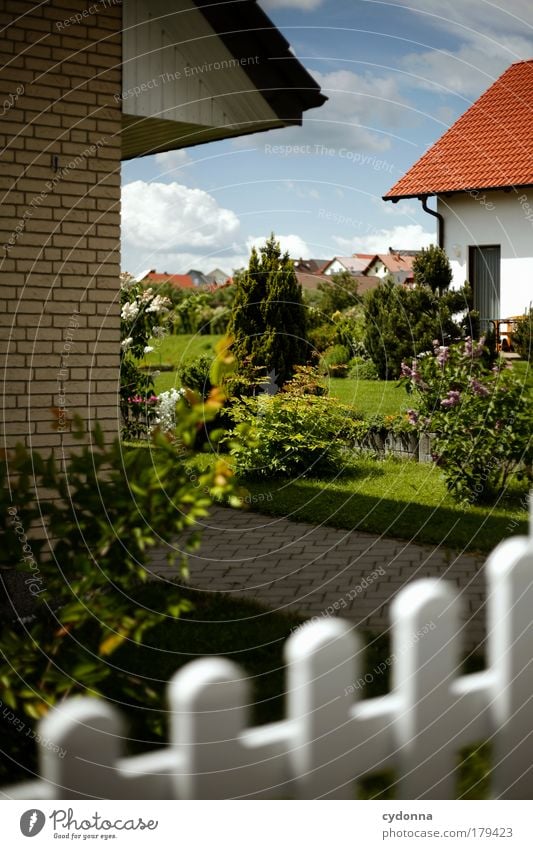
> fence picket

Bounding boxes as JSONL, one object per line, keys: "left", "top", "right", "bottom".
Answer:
{"left": 3, "top": 519, "right": 533, "bottom": 800}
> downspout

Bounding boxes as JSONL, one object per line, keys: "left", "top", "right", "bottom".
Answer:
{"left": 419, "top": 195, "right": 444, "bottom": 248}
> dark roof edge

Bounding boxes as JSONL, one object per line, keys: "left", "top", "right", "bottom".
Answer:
{"left": 383, "top": 183, "right": 533, "bottom": 202}
{"left": 191, "top": 0, "right": 327, "bottom": 117}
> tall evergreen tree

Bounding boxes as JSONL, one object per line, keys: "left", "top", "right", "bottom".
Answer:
{"left": 412, "top": 244, "right": 453, "bottom": 294}
{"left": 228, "top": 235, "right": 308, "bottom": 389}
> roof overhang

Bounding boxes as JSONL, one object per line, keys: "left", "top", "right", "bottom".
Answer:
{"left": 121, "top": 0, "right": 327, "bottom": 161}
{"left": 383, "top": 183, "right": 533, "bottom": 203}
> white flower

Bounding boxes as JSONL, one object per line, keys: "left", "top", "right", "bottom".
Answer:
{"left": 146, "top": 294, "right": 170, "bottom": 314}
{"left": 140, "top": 287, "right": 154, "bottom": 303}
{"left": 121, "top": 301, "right": 139, "bottom": 321}
{"left": 144, "top": 345, "right": 154, "bottom": 354}
{"left": 152, "top": 326, "right": 167, "bottom": 339}
{"left": 152, "top": 388, "right": 184, "bottom": 432}
{"left": 121, "top": 336, "right": 133, "bottom": 351}
{"left": 120, "top": 271, "right": 136, "bottom": 291}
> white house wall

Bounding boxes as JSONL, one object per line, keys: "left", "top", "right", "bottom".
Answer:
{"left": 323, "top": 260, "right": 347, "bottom": 275}
{"left": 438, "top": 191, "right": 533, "bottom": 318}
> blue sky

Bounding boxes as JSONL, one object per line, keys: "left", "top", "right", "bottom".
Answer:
{"left": 121, "top": 0, "right": 533, "bottom": 276}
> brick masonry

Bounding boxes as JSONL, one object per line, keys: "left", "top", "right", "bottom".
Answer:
{"left": 1, "top": 0, "right": 122, "bottom": 452}
{"left": 149, "top": 506, "right": 488, "bottom": 655}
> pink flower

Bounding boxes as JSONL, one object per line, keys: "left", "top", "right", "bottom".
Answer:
{"left": 436, "top": 346, "right": 449, "bottom": 367}
{"left": 441, "top": 390, "right": 461, "bottom": 408}
{"left": 470, "top": 378, "right": 490, "bottom": 397}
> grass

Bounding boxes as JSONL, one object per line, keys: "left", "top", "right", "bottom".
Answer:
{"left": 191, "top": 453, "right": 528, "bottom": 554}
{"left": 141, "top": 335, "right": 530, "bottom": 554}
{"left": 0, "top": 583, "right": 490, "bottom": 799}
{"left": 141, "top": 333, "right": 222, "bottom": 395}
{"left": 328, "top": 376, "right": 409, "bottom": 417}
{"left": 147, "top": 333, "right": 531, "bottom": 419}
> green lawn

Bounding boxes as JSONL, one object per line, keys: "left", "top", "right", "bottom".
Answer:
{"left": 143, "top": 333, "right": 222, "bottom": 394}
{"left": 147, "top": 334, "right": 530, "bottom": 419}
{"left": 328, "top": 376, "right": 409, "bottom": 417}
{"left": 191, "top": 452, "right": 528, "bottom": 554}
{"left": 138, "top": 336, "right": 530, "bottom": 552}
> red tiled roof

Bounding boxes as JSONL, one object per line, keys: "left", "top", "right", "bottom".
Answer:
{"left": 385, "top": 60, "right": 533, "bottom": 199}
{"left": 372, "top": 254, "right": 416, "bottom": 274}
{"left": 144, "top": 272, "right": 194, "bottom": 289}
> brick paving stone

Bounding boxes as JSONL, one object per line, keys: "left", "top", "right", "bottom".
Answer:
{"left": 150, "top": 506, "right": 489, "bottom": 653}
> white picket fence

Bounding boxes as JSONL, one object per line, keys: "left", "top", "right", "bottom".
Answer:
{"left": 3, "top": 515, "right": 533, "bottom": 800}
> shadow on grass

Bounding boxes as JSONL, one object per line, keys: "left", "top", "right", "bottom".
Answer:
{"left": 242, "top": 476, "right": 528, "bottom": 553}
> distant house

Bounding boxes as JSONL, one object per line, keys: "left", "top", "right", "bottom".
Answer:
{"left": 186, "top": 269, "right": 210, "bottom": 287}
{"left": 363, "top": 250, "right": 418, "bottom": 285}
{"left": 295, "top": 269, "right": 380, "bottom": 296}
{"left": 142, "top": 271, "right": 195, "bottom": 290}
{"left": 384, "top": 59, "right": 533, "bottom": 325}
{"left": 293, "top": 258, "right": 330, "bottom": 274}
{"left": 205, "top": 268, "right": 231, "bottom": 286}
{"left": 321, "top": 255, "right": 374, "bottom": 276}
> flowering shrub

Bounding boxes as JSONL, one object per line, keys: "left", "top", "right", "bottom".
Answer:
{"left": 152, "top": 388, "right": 184, "bottom": 433}
{"left": 120, "top": 272, "right": 171, "bottom": 438}
{"left": 227, "top": 377, "right": 360, "bottom": 478}
{"left": 401, "top": 338, "right": 532, "bottom": 502}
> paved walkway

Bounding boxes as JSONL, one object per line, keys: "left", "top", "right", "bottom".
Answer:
{"left": 149, "top": 506, "right": 488, "bottom": 654}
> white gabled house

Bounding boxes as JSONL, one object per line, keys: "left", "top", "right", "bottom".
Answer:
{"left": 384, "top": 59, "right": 533, "bottom": 328}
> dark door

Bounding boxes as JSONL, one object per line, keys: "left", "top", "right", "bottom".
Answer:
{"left": 469, "top": 245, "right": 501, "bottom": 330}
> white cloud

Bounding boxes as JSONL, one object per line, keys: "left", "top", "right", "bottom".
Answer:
{"left": 401, "top": 36, "right": 533, "bottom": 99}
{"left": 262, "top": 0, "right": 323, "bottom": 9}
{"left": 121, "top": 180, "right": 240, "bottom": 251}
{"left": 395, "top": 0, "right": 533, "bottom": 98}
{"left": 379, "top": 199, "right": 418, "bottom": 217}
{"left": 234, "top": 67, "right": 409, "bottom": 154}
{"left": 154, "top": 149, "right": 191, "bottom": 171}
{"left": 333, "top": 224, "right": 435, "bottom": 255}
{"left": 123, "top": 248, "right": 248, "bottom": 278}
{"left": 390, "top": 0, "right": 533, "bottom": 39}
{"left": 285, "top": 181, "right": 321, "bottom": 200}
{"left": 246, "top": 234, "right": 311, "bottom": 258}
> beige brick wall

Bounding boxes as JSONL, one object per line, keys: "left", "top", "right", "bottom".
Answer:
{"left": 1, "top": 0, "right": 122, "bottom": 453}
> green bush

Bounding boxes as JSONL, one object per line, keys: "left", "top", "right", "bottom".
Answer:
{"left": 227, "top": 381, "right": 360, "bottom": 478}
{"left": 412, "top": 244, "right": 452, "bottom": 294}
{"left": 401, "top": 339, "right": 532, "bottom": 502}
{"left": 512, "top": 310, "right": 532, "bottom": 361}
{"left": 317, "top": 270, "right": 361, "bottom": 315}
{"left": 308, "top": 322, "right": 337, "bottom": 353}
{"left": 178, "top": 353, "right": 213, "bottom": 398}
{"left": 322, "top": 344, "right": 351, "bottom": 366}
{"left": 0, "top": 396, "right": 242, "bottom": 720}
{"left": 228, "top": 235, "right": 308, "bottom": 389}
{"left": 349, "top": 356, "right": 379, "bottom": 381}
{"left": 364, "top": 279, "right": 472, "bottom": 380}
